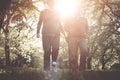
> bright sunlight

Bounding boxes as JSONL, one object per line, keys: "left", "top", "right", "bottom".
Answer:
{"left": 35, "top": 0, "right": 81, "bottom": 18}
{"left": 55, "top": 0, "right": 79, "bottom": 18}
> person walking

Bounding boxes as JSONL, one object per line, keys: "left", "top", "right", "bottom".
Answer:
{"left": 64, "top": 10, "right": 89, "bottom": 72}
{"left": 37, "top": 0, "right": 62, "bottom": 71}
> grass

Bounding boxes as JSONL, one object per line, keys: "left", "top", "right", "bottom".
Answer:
{"left": 0, "top": 68, "right": 120, "bottom": 80}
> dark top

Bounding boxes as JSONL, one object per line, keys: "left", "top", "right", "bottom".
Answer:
{"left": 65, "top": 17, "right": 89, "bottom": 38}
{"left": 38, "top": 9, "right": 62, "bottom": 36}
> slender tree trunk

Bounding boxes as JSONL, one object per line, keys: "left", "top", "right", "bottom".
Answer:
{"left": 101, "top": 63, "right": 105, "bottom": 70}
{"left": 0, "top": 0, "right": 11, "bottom": 67}
{"left": 87, "top": 57, "right": 92, "bottom": 70}
{"left": 4, "top": 31, "right": 10, "bottom": 66}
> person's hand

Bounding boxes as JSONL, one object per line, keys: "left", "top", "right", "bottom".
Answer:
{"left": 37, "top": 33, "right": 40, "bottom": 38}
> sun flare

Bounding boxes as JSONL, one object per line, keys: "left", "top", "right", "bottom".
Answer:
{"left": 55, "top": 0, "right": 79, "bottom": 18}
{"left": 35, "top": 0, "right": 80, "bottom": 18}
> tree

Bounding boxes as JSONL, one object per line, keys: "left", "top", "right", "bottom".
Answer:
{"left": 0, "top": 0, "right": 38, "bottom": 67}
{"left": 0, "top": 0, "right": 120, "bottom": 70}
{"left": 0, "top": 0, "right": 12, "bottom": 66}
{"left": 86, "top": 0, "right": 120, "bottom": 70}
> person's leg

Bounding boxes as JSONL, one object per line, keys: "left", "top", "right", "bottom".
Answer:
{"left": 42, "top": 36, "right": 52, "bottom": 70}
{"left": 79, "top": 38, "right": 88, "bottom": 71}
{"left": 68, "top": 38, "right": 79, "bottom": 71}
{"left": 51, "top": 36, "right": 60, "bottom": 66}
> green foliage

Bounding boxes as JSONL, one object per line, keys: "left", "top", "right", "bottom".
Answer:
{"left": 0, "top": 0, "right": 120, "bottom": 71}
{"left": 85, "top": 0, "right": 120, "bottom": 70}
{"left": 0, "top": 0, "right": 43, "bottom": 68}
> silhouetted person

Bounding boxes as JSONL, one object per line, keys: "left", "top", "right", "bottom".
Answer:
{"left": 37, "top": 0, "right": 62, "bottom": 71}
{"left": 64, "top": 10, "right": 89, "bottom": 72}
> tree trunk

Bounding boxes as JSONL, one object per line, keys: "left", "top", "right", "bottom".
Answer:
{"left": 0, "top": 0, "right": 11, "bottom": 67}
{"left": 87, "top": 57, "right": 92, "bottom": 70}
{"left": 4, "top": 32, "right": 10, "bottom": 66}
{"left": 102, "top": 63, "right": 105, "bottom": 70}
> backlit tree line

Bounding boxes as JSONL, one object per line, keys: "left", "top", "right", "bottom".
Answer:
{"left": 0, "top": 0, "right": 120, "bottom": 70}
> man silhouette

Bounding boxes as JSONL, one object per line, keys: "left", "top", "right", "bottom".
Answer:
{"left": 64, "top": 10, "right": 89, "bottom": 72}
{"left": 37, "top": 0, "right": 62, "bottom": 71}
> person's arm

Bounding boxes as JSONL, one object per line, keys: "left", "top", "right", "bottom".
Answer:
{"left": 85, "top": 19, "right": 89, "bottom": 34}
{"left": 64, "top": 19, "right": 70, "bottom": 33}
{"left": 84, "top": 18, "right": 89, "bottom": 38}
{"left": 37, "top": 11, "right": 43, "bottom": 38}
{"left": 63, "top": 19, "right": 71, "bottom": 41}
